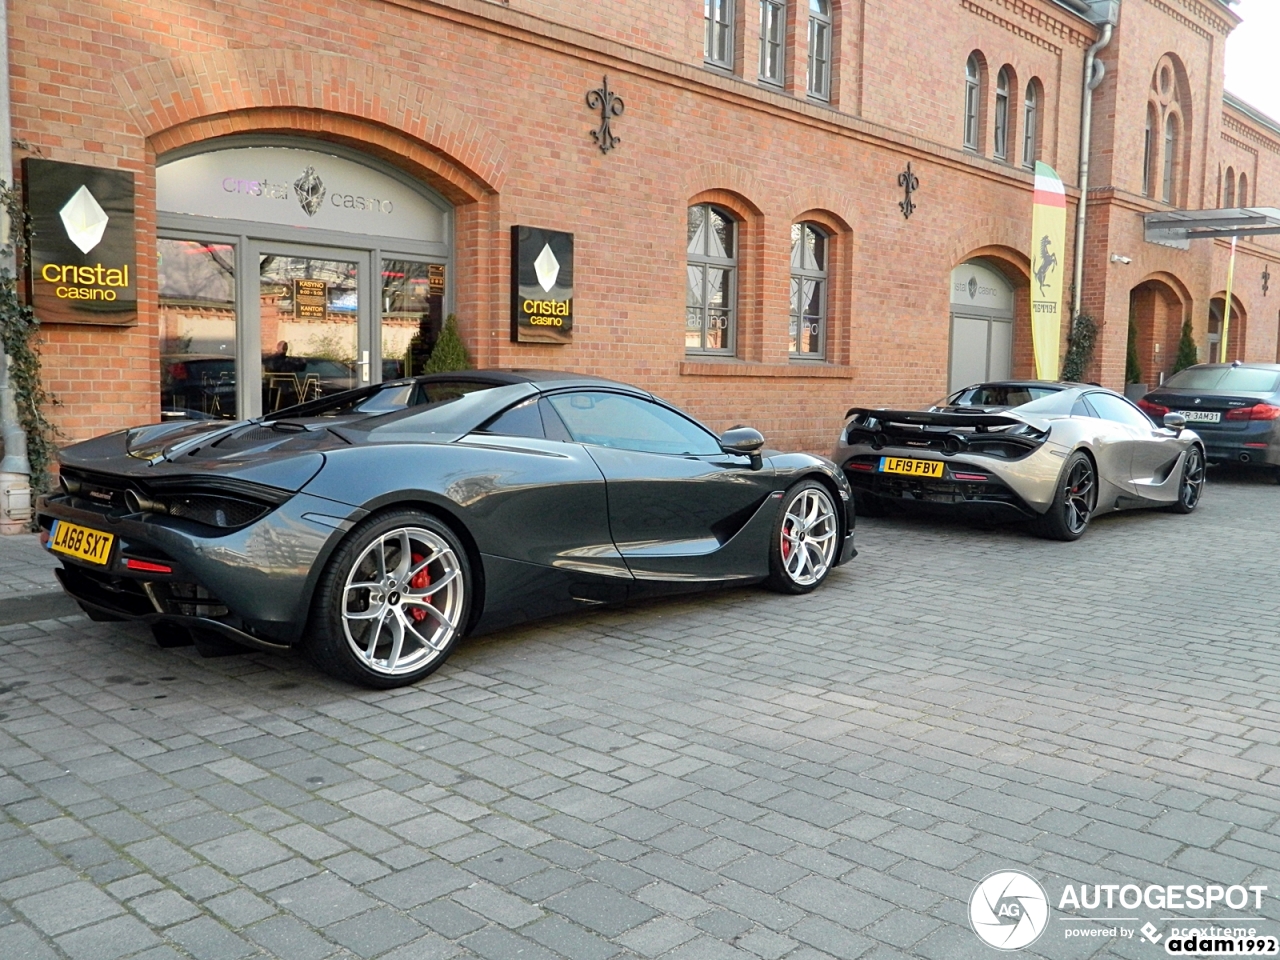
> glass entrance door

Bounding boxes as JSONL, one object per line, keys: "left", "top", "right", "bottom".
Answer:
{"left": 255, "top": 246, "right": 371, "bottom": 417}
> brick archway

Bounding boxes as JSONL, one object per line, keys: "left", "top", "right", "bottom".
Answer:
{"left": 1128, "top": 275, "right": 1189, "bottom": 385}
{"left": 115, "top": 49, "right": 507, "bottom": 200}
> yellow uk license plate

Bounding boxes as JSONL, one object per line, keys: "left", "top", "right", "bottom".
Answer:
{"left": 49, "top": 520, "right": 115, "bottom": 566}
{"left": 878, "top": 456, "right": 944, "bottom": 479}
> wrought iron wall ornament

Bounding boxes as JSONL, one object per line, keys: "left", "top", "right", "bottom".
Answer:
{"left": 898, "top": 162, "right": 920, "bottom": 219}
{"left": 586, "top": 76, "right": 625, "bottom": 154}
{"left": 1264, "top": 266, "right": 1271, "bottom": 297}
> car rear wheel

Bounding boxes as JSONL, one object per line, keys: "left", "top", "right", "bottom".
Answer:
{"left": 1168, "top": 445, "right": 1205, "bottom": 514}
{"left": 1031, "top": 451, "right": 1096, "bottom": 541}
{"left": 766, "top": 480, "right": 840, "bottom": 594}
{"left": 309, "top": 510, "right": 471, "bottom": 688}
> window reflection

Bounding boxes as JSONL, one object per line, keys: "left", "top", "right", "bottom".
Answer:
{"left": 159, "top": 239, "right": 237, "bottom": 421}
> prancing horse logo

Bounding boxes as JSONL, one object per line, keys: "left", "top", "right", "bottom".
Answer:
{"left": 1034, "top": 235, "right": 1059, "bottom": 297}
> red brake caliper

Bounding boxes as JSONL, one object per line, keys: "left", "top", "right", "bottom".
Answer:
{"left": 781, "top": 523, "right": 792, "bottom": 559}
{"left": 409, "top": 553, "right": 431, "bottom": 622}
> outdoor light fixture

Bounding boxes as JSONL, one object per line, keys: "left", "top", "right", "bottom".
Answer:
{"left": 1110, "top": 254, "right": 1132, "bottom": 264}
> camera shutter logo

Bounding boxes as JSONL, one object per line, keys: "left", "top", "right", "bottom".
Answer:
{"left": 969, "top": 870, "right": 1049, "bottom": 950}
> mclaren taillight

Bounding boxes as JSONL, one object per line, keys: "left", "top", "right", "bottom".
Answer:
{"left": 1225, "top": 403, "right": 1280, "bottom": 421}
{"left": 125, "top": 558, "right": 173, "bottom": 574}
{"left": 952, "top": 472, "right": 989, "bottom": 482}
{"left": 1137, "top": 399, "right": 1169, "bottom": 418}
{"left": 846, "top": 462, "right": 875, "bottom": 472}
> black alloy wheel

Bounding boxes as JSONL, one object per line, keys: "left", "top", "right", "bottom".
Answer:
{"left": 1169, "top": 445, "right": 1205, "bottom": 514}
{"left": 1032, "top": 451, "right": 1097, "bottom": 541}
{"left": 308, "top": 509, "right": 471, "bottom": 688}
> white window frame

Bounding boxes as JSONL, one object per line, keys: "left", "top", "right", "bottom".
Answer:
{"left": 807, "top": 0, "right": 831, "bottom": 101}
{"left": 1163, "top": 114, "right": 1178, "bottom": 205}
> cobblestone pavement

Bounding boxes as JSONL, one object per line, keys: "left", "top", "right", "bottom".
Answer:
{"left": 3, "top": 467, "right": 1280, "bottom": 960}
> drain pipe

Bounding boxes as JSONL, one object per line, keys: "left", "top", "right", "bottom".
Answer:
{"left": 0, "top": 0, "right": 32, "bottom": 534}
{"left": 1070, "top": 21, "right": 1114, "bottom": 322}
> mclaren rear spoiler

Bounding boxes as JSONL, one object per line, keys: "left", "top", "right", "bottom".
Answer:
{"left": 843, "top": 408, "right": 1028, "bottom": 430}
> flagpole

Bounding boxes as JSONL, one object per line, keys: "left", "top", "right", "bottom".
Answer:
{"left": 1220, "top": 236, "right": 1238, "bottom": 362}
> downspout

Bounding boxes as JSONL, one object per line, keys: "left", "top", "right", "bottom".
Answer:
{"left": 0, "top": 0, "right": 33, "bottom": 534}
{"left": 1070, "top": 22, "right": 1114, "bottom": 321}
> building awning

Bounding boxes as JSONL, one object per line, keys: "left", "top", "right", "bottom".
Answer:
{"left": 1144, "top": 207, "right": 1280, "bottom": 249}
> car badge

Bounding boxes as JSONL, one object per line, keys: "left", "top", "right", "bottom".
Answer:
{"left": 1194, "top": 398, "right": 1201, "bottom": 404}
{"left": 60, "top": 185, "right": 109, "bottom": 254}
{"left": 293, "top": 166, "right": 326, "bottom": 217}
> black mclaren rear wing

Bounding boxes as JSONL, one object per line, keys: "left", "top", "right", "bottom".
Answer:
{"left": 843, "top": 408, "right": 1027, "bottom": 430}
{"left": 843, "top": 408, "right": 1047, "bottom": 457}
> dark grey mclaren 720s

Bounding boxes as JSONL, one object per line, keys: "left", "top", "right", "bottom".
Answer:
{"left": 38, "top": 371, "right": 856, "bottom": 687}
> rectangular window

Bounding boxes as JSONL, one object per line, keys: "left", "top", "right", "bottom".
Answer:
{"left": 705, "top": 0, "right": 734, "bottom": 68}
{"left": 993, "top": 88, "right": 1008, "bottom": 160}
{"left": 159, "top": 238, "right": 237, "bottom": 421}
{"left": 759, "top": 0, "right": 785, "bottom": 84}
{"left": 1023, "top": 90, "right": 1038, "bottom": 168}
{"left": 807, "top": 15, "right": 830, "bottom": 100}
{"left": 964, "top": 81, "right": 979, "bottom": 151}
{"left": 381, "top": 259, "right": 444, "bottom": 380}
{"left": 1163, "top": 120, "right": 1176, "bottom": 204}
{"left": 1143, "top": 119, "right": 1153, "bottom": 196}
{"left": 687, "top": 205, "right": 737, "bottom": 355}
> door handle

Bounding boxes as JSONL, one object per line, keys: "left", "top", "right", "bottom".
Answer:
{"left": 360, "top": 350, "right": 370, "bottom": 382}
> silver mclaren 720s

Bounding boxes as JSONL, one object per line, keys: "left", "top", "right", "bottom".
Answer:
{"left": 832, "top": 382, "right": 1206, "bottom": 540}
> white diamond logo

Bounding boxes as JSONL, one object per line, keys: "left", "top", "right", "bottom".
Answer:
{"left": 59, "top": 185, "right": 109, "bottom": 254}
{"left": 534, "top": 243, "right": 560, "bottom": 292}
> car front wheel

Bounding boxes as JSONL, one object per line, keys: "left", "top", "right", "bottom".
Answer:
{"left": 766, "top": 480, "right": 840, "bottom": 594}
{"left": 1168, "top": 445, "right": 1205, "bottom": 514}
{"left": 309, "top": 510, "right": 471, "bottom": 688}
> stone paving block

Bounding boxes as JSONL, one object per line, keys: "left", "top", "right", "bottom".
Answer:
{"left": 203, "top": 888, "right": 276, "bottom": 928}
{"left": 365, "top": 860, "right": 471, "bottom": 909}
{"left": 462, "top": 925, "right": 559, "bottom": 960}
{"left": 193, "top": 829, "right": 292, "bottom": 874}
{"left": 269, "top": 872, "right": 375, "bottom": 926}
{"left": 452, "top": 880, "right": 543, "bottom": 928}
{"left": 15, "top": 880, "right": 124, "bottom": 936}
{"left": 325, "top": 905, "right": 427, "bottom": 958}
{"left": 166, "top": 915, "right": 257, "bottom": 960}
{"left": 130, "top": 889, "right": 203, "bottom": 927}
{"left": 546, "top": 881, "right": 658, "bottom": 936}
{"left": 55, "top": 914, "right": 161, "bottom": 960}
{"left": 245, "top": 914, "right": 336, "bottom": 960}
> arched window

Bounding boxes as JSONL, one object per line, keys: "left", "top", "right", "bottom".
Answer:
{"left": 807, "top": 0, "right": 832, "bottom": 100}
{"left": 993, "top": 68, "right": 1011, "bottom": 161}
{"left": 1143, "top": 104, "right": 1158, "bottom": 197}
{"left": 1239, "top": 172, "right": 1249, "bottom": 207}
{"left": 687, "top": 204, "right": 737, "bottom": 354}
{"left": 964, "top": 54, "right": 982, "bottom": 152}
{"left": 705, "top": 0, "right": 734, "bottom": 69}
{"left": 1162, "top": 114, "right": 1179, "bottom": 204}
{"left": 759, "top": 0, "right": 786, "bottom": 85}
{"left": 1224, "top": 166, "right": 1236, "bottom": 207}
{"left": 1022, "top": 80, "right": 1040, "bottom": 168}
{"left": 790, "top": 223, "right": 828, "bottom": 358}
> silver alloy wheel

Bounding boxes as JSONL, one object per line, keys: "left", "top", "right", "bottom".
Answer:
{"left": 340, "top": 526, "right": 464, "bottom": 677}
{"left": 1181, "top": 447, "right": 1205, "bottom": 508}
{"left": 1063, "top": 457, "right": 1096, "bottom": 535}
{"left": 780, "top": 486, "right": 838, "bottom": 586}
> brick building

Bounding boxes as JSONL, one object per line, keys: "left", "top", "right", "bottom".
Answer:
{"left": 5, "top": 0, "right": 1277, "bottom": 455}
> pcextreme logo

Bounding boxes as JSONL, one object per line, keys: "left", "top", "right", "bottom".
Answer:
{"left": 969, "top": 871, "right": 1050, "bottom": 951}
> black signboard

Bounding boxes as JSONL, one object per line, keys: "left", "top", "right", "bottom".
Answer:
{"left": 511, "top": 226, "right": 573, "bottom": 344}
{"left": 23, "top": 158, "right": 137, "bottom": 326}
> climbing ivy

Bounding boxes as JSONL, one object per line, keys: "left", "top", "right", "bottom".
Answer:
{"left": 1061, "top": 314, "right": 1098, "bottom": 383}
{"left": 0, "top": 181, "right": 57, "bottom": 493}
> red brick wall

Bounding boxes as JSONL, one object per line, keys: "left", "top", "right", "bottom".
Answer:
{"left": 5, "top": 0, "right": 1269, "bottom": 459}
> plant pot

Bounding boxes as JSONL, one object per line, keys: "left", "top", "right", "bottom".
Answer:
{"left": 1124, "top": 383, "right": 1149, "bottom": 400}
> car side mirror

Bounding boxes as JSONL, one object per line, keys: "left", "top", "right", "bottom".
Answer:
{"left": 720, "top": 426, "right": 765, "bottom": 469}
{"left": 1163, "top": 412, "right": 1186, "bottom": 434}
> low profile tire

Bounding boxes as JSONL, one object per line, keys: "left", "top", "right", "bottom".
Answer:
{"left": 1031, "top": 451, "right": 1097, "bottom": 542}
{"left": 1168, "top": 445, "right": 1206, "bottom": 514}
{"left": 308, "top": 510, "right": 471, "bottom": 689}
{"left": 766, "top": 480, "right": 841, "bottom": 595}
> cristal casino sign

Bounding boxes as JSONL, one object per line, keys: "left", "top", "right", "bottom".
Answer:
{"left": 511, "top": 226, "right": 573, "bottom": 344}
{"left": 24, "top": 158, "right": 137, "bottom": 326}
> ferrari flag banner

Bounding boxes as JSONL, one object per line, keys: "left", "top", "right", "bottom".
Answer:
{"left": 1030, "top": 162, "right": 1067, "bottom": 380}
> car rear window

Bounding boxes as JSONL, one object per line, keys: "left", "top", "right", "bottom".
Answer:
{"left": 948, "top": 385, "right": 1063, "bottom": 408}
{"left": 1164, "top": 367, "right": 1280, "bottom": 393}
{"left": 268, "top": 379, "right": 495, "bottom": 420}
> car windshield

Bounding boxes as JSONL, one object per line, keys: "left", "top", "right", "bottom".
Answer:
{"left": 1163, "top": 366, "right": 1280, "bottom": 393}
{"left": 267, "top": 379, "right": 496, "bottom": 421}
{"left": 943, "top": 384, "right": 1064, "bottom": 408}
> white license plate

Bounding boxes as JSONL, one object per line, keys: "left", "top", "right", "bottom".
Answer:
{"left": 1178, "top": 410, "right": 1221, "bottom": 423}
